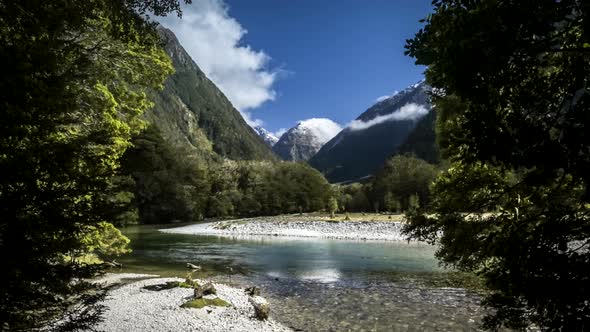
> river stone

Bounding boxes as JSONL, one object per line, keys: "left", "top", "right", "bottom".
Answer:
{"left": 249, "top": 296, "right": 270, "bottom": 320}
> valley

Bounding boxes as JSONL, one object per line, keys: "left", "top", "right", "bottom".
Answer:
{"left": 4, "top": 1, "right": 586, "bottom": 331}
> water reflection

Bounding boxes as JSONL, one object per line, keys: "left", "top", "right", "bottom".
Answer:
{"left": 299, "top": 268, "right": 341, "bottom": 283}
{"left": 119, "top": 225, "right": 440, "bottom": 281}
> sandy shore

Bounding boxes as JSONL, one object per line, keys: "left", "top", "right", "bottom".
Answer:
{"left": 91, "top": 274, "right": 291, "bottom": 332}
{"left": 160, "top": 214, "right": 409, "bottom": 241}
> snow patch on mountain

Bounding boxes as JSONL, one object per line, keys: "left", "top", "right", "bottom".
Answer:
{"left": 273, "top": 128, "right": 288, "bottom": 139}
{"left": 253, "top": 126, "right": 279, "bottom": 147}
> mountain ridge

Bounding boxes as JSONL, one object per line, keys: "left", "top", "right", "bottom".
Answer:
{"left": 253, "top": 126, "right": 279, "bottom": 147}
{"left": 309, "top": 82, "right": 431, "bottom": 182}
{"left": 144, "top": 27, "right": 277, "bottom": 161}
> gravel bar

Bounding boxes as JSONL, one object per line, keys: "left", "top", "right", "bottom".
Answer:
{"left": 91, "top": 274, "right": 292, "bottom": 332}
{"left": 160, "top": 216, "right": 409, "bottom": 241}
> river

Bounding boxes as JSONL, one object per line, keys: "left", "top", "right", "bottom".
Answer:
{"left": 116, "top": 224, "right": 487, "bottom": 331}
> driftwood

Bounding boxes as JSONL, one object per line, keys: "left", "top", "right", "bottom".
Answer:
{"left": 244, "top": 286, "right": 260, "bottom": 296}
{"left": 105, "top": 260, "right": 122, "bottom": 268}
{"left": 194, "top": 282, "right": 216, "bottom": 299}
{"left": 186, "top": 263, "right": 201, "bottom": 270}
{"left": 248, "top": 296, "right": 270, "bottom": 320}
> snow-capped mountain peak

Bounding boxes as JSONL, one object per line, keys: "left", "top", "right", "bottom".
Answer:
{"left": 253, "top": 126, "right": 279, "bottom": 147}
{"left": 291, "top": 118, "right": 342, "bottom": 145}
{"left": 272, "top": 118, "right": 342, "bottom": 161}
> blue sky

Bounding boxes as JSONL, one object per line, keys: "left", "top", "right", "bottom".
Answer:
{"left": 159, "top": 0, "right": 433, "bottom": 136}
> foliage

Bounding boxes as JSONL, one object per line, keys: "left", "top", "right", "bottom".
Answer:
{"left": 404, "top": 1, "right": 590, "bottom": 330}
{"left": 103, "top": 175, "right": 140, "bottom": 227}
{"left": 80, "top": 222, "right": 132, "bottom": 260}
{"left": 0, "top": 0, "right": 188, "bottom": 330}
{"left": 337, "top": 183, "right": 372, "bottom": 212}
{"left": 371, "top": 155, "right": 438, "bottom": 212}
{"left": 122, "top": 125, "right": 210, "bottom": 224}
{"left": 121, "top": 129, "right": 334, "bottom": 223}
{"left": 332, "top": 156, "right": 438, "bottom": 214}
{"left": 149, "top": 28, "right": 277, "bottom": 162}
{"left": 328, "top": 197, "right": 339, "bottom": 218}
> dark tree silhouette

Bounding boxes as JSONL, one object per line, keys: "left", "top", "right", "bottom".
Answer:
{"left": 404, "top": 0, "right": 590, "bottom": 330}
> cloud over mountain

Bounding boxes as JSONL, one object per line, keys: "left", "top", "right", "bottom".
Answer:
{"left": 296, "top": 118, "right": 343, "bottom": 144}
{"left": 272, "top": 118, "right": 342, "bottom": 161}
{"left": 157, "top": 0, "right": 279, "bottom": 125}
{"left": 347, "top": 103, "right": 428, "bottom": 131}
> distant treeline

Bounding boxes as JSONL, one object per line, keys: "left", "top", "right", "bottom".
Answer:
{"left": 112, "top": 125, "right": 440, "bottom": 225}
{"left": 336, "top": 154, "right": 438, "bottom": 213}
{"left": 115, "top": 126, "right": 334, "bottom": 225}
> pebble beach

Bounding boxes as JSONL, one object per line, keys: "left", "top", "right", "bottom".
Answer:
{"left": 90, "top": 274, "right": 292, "bottom": 332}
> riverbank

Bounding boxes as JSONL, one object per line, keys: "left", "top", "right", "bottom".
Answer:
{"left": 160, "top": 214, "right": 408, "bottom": 241}
{"left": 91, "top": 274, "right": 291, "bottom": 332}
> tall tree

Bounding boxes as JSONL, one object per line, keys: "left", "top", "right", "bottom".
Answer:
{"left": 403, "top": 0, "right": 589, "bottom": 330}
{"left": 0, "top": 0, "right": 189, "bottom": 330}
{"left": 371, "top": 155, "right": 438, "bottom": 212}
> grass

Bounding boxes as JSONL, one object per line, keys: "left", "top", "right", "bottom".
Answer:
{"left": 177, "top": 280, "right": 198, "bottom": 288}
{"left": 180, "top": 297, "right": 231, "bottom": 309}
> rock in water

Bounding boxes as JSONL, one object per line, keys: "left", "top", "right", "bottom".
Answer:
{"left": 248, "top": 296, "right": 270, "bottom": 320}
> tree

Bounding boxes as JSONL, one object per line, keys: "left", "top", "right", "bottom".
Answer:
{"left": 0, "top": 0, "right": 189, "bottom": 330}
{"left": 80, "top": 222, "right": 132, "bottom": 261}
{"left": 121, "top": 125, "right": 210, "bottom": 224}
{"left": 350, "top": 188, "right": 371, "bottom": 212}
{"left": 371, "top": 155, "right": 438, "bottom": 211}
{"left": 403, "top": 1, "right": 590, "bottom": 330}
{"left": 328, "top": 197, "right": 338, "bottom": 218}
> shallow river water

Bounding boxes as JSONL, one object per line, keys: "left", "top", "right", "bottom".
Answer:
{"left": 116, "top": 224, "right": 487, "bottom": 331}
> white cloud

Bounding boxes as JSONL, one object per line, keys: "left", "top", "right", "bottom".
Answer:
{"left": 242, "top": 111, "right": 264, "bottom": 127}
{"left": 296, "top": 118, "right": 342, "bottom": 144}
{"left": 273, "top": 128, "right": 288, "bottom": 138}
{"left": 157, "top": 0, "right": 278, "bottom": 125}
{"left": 375, "top": 90, "right": 399, "bottom": 103}
{"left": 347, "top": 103, "right": 429, "bottom": 131}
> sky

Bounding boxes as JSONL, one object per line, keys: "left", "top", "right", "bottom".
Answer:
{"left": 158, "top": 0, "right": 433, "bottom": 137}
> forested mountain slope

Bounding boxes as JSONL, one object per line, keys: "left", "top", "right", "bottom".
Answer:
{"left": 118, "top": 28, "right": 335, "bottom": 225}
{"left": 145, "top": 27, "right": 276, "bottom": 161}
{"left": 397, "top": 108, "right": 438, "bottom": 164}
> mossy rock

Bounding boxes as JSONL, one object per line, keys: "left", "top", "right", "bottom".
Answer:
{"left": 181, "top": 297, "right": 231, "bottom": 309}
